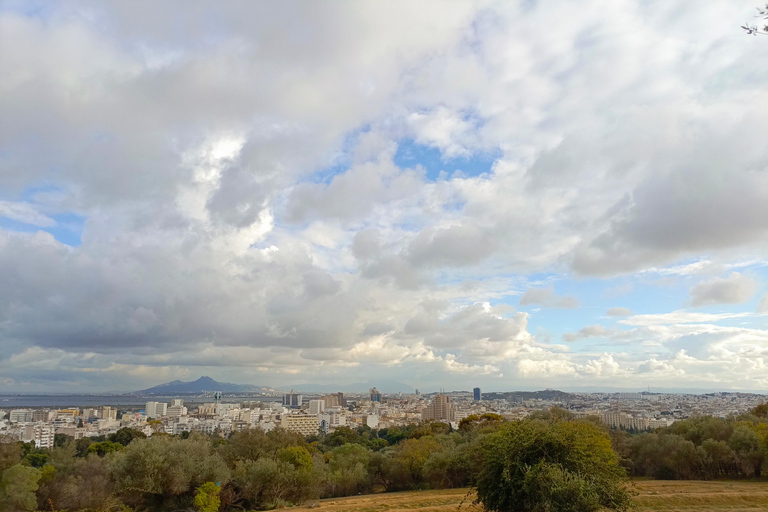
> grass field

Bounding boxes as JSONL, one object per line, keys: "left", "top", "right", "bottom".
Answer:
{"left": 293, "top": 480, "right": 768, "bottom": 512}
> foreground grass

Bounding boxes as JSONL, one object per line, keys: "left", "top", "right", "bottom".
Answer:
{"left": 292, "top": 480, "right": 768, "bottom": 512}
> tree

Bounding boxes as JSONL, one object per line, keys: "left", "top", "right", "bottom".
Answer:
{"left": 195, "top": 482, "right": 221, "bottom": 512}
{"left": 0, "top": 464, "right": 41, "bottom": 512}
{"left": 108, "top": 427, "right": 147, "bottom": 447}
{"left": 87, "top": 441, "right": 125, "bottom": 457}
{"left": 743, "top": 4, "right": 768, "bottom": 35}
{"left": 475, "top": 420, "right": 632, "bottom": 512}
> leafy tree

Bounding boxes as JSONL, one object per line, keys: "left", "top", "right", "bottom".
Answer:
{"left": 54, "top": 433, "right": 72, "bottom": 448}
{"left": 475, "top": 420, "right": 632, "bottom": 512}
{"left": 276, "top": 446, "right": 313, "bottom": 470}
{"left": 23, "top": 451, "right": 49, "bottom": 468}
{"left": 326, "top": 443, "right": 372, "bottom": 496}
{"left": 423, "top": 439, "right": 481, "bottom": 488}
{"left": 195, "top": 482, "right": 221, "bottom": 512}
{"left": 87, "top": 440, "right": 126, "bottom": 457}
{"left": 74, "top": 437, "right": 93, "bottom": 458}
{"left": 109, "top": 427, "right": 147, "bottom": 446}
{"left": 110, "top": 433, "right": 229, "bottom": 510}
{"left": 389, "top": 436, "right": 444, "bottom": 488}
{"left": 0, "top": 437, "right": 24, "bottom": 476}
{"left": 0, "top": 464, "right": 41, "bottom": 512}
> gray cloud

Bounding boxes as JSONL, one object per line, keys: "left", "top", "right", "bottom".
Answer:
{"left": 759, "top": 294, "right": 768, "bottom": 314}
{"left": 606, "top": 307, "right": 633, "bottom": 317}
{"left": 519, "top": 288, "right": 579, "bottom": 309}
{"left": 563, "top": 324, "right": 608, "bottom": 342}
{"left": 689, "top": 273, "right": 757, "bottom": 307}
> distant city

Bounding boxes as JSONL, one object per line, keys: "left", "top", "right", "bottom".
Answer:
{"left": 3, "top": 376, "right": 766, "bottom": 448}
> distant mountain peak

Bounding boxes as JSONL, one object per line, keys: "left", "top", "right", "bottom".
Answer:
{"left": 136, "top": 376, "right": 259, "bottom": 394}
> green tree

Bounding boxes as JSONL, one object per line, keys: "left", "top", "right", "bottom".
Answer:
{"left": 108, "top": 427, "right": 147, "bottom": 447}
{"left": 0, "top": 464, "right": 41, "bottom": 512}
{"left": 87, "top": 441, "right": 126, "bottom": 457}
{"left": 195, "top": 482, "right": 221, "bottom": 512}
{"left": 276, "top": 446, "right": 313, "bottom": 470}
{"left": 23, "top": 451, "right": 49, "bottom": 468}
{"left": 475, "top": 420, "right": 632, "bottom": 512}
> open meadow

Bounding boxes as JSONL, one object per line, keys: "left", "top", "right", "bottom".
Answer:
{"left": 293, "top": 481, "right": 768, "bottom": 512}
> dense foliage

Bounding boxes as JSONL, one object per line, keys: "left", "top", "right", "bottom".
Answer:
{"left": 476, "top": 420, "right": 631, "bottom": 512}
{"left": 611, "top": 411, "right": 768, "bottom": 480}
{"left": 1, "top": 403, "right": 767, "bottom": 511}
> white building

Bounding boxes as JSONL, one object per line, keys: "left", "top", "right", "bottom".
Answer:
{"left": 23, "top": 425, "right": 55, "bottom": 449}
{"left": 309, "top": 400, "right": 326, "bottom": 415}
{"left": 145, "top": 402, "right": 168, "bottom": 419}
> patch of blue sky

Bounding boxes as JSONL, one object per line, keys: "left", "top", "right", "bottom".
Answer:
{"left": 301, "top": 127, "right": 369, "bottom": 185}
{"left": 393, "top": 139, "right": 500, "bottom": 182}
{"left": 0, "top": 0, "right": 55, "bottom": 18}
{"left": 0, "top": 213, "right": 84, "bottom": 247}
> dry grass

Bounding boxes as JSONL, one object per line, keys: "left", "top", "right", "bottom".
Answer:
{"left": 291, "top": 480, "right": 768, "bottom": 512}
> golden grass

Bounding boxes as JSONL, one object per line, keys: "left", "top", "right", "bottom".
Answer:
{"left": 292, "top": 480, "right": 768, "bottom": 512}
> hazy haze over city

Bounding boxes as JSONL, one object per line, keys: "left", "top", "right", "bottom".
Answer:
{"left": 2, "top": 1, "right": 768, "bottom": 393}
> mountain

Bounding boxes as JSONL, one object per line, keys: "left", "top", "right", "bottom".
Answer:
{"left": 136, "top": 376, "right": 260, "bottom": 394}
{"left": 285, "top": 380, "right": 414, "bottom": 394}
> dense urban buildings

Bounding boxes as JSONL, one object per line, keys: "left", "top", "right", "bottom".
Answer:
{"left": 2, "top": 388, "right": 767, "bottom": 446}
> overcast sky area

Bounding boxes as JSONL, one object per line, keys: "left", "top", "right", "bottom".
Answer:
{"left": 2, "top": 1, "right": 768, "bottom": 393}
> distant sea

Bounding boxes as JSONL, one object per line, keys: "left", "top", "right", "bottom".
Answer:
{"left": 0, "top": 394, "right": 280, "bottom": 408}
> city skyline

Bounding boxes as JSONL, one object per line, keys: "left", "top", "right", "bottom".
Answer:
{"left": 2, "top": 1, "right": 768, "bottom": 393}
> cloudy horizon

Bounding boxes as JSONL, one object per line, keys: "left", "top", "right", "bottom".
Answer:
{"left": 2, "top": 1, "right": 768, "bottom": 393}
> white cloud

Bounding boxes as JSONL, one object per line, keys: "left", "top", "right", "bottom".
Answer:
{"left": 0, "top": 201, "right": 56, "bottom": 227}
{"left": 620, "top": 310, "right": 754, "bottom": 327}
{"left": 2, "top": 1, "right": 768, "bottom": 391}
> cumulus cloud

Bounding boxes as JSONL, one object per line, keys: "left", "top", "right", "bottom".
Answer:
{"left": 2, "top": 1, "right": 768, "bottom": 391}
{"left": 689, "top": 273, "right": 757, "bottom": 306}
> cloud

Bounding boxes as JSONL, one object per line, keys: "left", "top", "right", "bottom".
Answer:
{"left": 759, "top": 294, "right": 768, "bottom": 314}
{"left": 689, "top": 273, "right": 757, "bottom": 306}
{"left": 0, "top": 201, "right": 56, "bottom": 227}
{"left": 620, "top": 311, "right": 754, "bottom": 327}
{"left": 2, "top": 1, "right": 768, "bottom": 392}
{"left": 563, "top": 324, "right": 608, "bottom": 342}
{"left": 606, "top": 307, "right": 633, "bottom": 317}
{"left": 519, "top": 287, "right": 579, "bottom": 309}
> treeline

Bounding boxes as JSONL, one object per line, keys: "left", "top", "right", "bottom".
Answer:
{"left": 1, "top": 406, "right": 767, "bottom": 511}
{"left": 612, "top": 408, "right": 768, "bottom": 480}
{"left": 2, "top": 414, "right": 500, "bottom": 512}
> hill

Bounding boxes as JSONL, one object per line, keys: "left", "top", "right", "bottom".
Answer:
{"left": 136, "top": 376, "right": 259, "bottom": 394}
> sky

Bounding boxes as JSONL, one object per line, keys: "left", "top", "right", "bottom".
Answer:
{"left": 2, "top": 1, "right": 768, "bottom": 393}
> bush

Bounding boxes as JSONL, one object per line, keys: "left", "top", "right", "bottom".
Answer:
{"left": 475, "top": 420, "right": 632, "bottom": 512}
